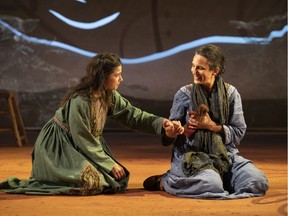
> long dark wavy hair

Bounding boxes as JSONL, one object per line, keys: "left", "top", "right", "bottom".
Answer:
{"left": 60, "top": 53, "right": 121, "bottom": 108}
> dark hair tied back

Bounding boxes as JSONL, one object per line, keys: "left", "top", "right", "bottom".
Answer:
{"left": 196, "top": 44, "right": 225, "bottom": 75}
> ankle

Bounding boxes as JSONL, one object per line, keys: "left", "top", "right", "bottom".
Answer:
{"left": 159, "top": 180, "right": 164, "bottom": 191}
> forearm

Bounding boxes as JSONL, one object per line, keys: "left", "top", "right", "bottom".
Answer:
{"left": 208, "top": 123, "right": 224, "bottom": 134}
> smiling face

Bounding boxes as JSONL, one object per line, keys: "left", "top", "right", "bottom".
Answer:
{"left": 191, "top": 54, "right": 219, "bottom": 92}
{"left": 105, "top": 65, "right": 123, "bottom": 90}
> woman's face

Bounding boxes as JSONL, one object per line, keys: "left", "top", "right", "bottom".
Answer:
{"left": 105, "top": 65, "right": 123, "bottom": 90}
{"left": 191, "top": 54, "right": 219, "bottom": 92}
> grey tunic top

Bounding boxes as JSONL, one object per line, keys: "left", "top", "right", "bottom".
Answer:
{"left": 168, "top": 84, "right": 246, "bottom": 158}
{"left": 161, "top": 84, "right": 269, "bottom": 199}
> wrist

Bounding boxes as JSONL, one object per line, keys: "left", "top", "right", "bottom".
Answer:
{"left": 183, "top": 124, "right": 196, "bottom": 138}
{"left": 165, "top": 131, "right": 177, "bottom": 138}
{"left": 209, "top": 123, "right": 222, "bottom": 133}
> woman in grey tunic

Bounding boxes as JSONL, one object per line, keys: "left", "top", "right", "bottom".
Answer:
{"left": 143, "top": 44, "right": 269, "bottom": 199}
{"left": 0, "top": 53, "right": 180, "bottom": 195}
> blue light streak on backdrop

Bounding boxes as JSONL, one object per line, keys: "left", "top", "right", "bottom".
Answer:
{"left": 76, "top": 0, "right": 86, "bottom": 3}
{"left": 0, "top": 19, "right": 287, "bottom": 64}
{"left": 49, "top": 10, "right": 120, "bottom": 30}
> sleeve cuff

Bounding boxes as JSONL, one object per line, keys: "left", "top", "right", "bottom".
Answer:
{"left": 161, "top": 133, "right": 176, "bottom": 146}
{"left": 222, "top": 125, "right": 231, "bottom": 145}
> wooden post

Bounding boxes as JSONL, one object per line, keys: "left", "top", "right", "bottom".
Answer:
{"left": 0, "top": 92, "right": 29, "bottom": 147}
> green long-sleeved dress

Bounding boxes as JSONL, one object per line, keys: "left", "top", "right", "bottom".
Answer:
{"left": 0, "top": 90, "right": 164, "bottom": 195}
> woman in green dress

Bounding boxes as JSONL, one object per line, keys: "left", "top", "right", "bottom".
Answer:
{"left": 0, "top": 53, "right": 183, "bottom": 195}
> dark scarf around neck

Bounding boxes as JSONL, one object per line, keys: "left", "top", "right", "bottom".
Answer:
{"left": 182, "top": 76, "right": 230, "bottom": 177}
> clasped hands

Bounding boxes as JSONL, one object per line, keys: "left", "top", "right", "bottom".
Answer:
{"left": 163, "top": 110, "right": 216, "bottom": 138}
{"left": 163, "top": 119, "right": 184, "bottom": 138}
{"left": 183, "top": 110, "right": 216, "bottom": 137}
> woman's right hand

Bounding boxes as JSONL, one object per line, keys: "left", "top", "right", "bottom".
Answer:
{"left": 111, "top": 163, "right": 126, "bottom": 180}
{"left": 183, "top": 111, "right": 197, "bottom": 137}
{"left": 163, "top": 119, "right": 184, "bottom": 138}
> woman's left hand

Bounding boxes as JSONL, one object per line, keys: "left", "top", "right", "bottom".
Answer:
{"left": 111, "top": 163, "right": 126, "bottom": 180}
{"left": 188, "top": 112, "right": 216, "bottom": 130}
